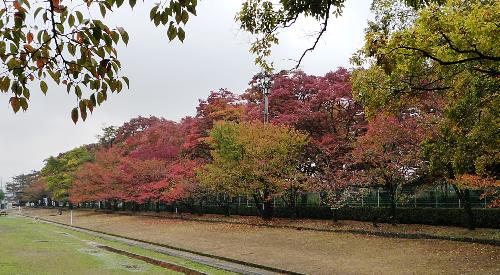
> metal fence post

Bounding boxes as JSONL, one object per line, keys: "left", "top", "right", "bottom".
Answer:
{"left": 435, "top": 187, "right": 438, "bottom": 208}
{"left": 414, "top": 196, "right": 417, "bottom": 208}
{"left": 458, "top": 198, "right": 461, "bottom": 208}
{"left": 377, "top": 189, "right": 380, "bottom": 208}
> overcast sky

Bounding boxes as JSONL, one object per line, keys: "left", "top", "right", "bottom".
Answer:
{"left": 0, "top": 0, "right": 372, "bottom": 186}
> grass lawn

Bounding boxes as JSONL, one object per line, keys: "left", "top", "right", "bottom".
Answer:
{"left": 0, "top": 215, "right": 234, "bottom": 275}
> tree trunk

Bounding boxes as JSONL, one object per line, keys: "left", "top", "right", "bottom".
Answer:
{"left": 225, "top": 201, "right": 231, "bottom": 217}
{"left": 463, "top": 190, "right": 476, "bottom": 230}
{"left": 262, "top": 199, "right": 273, "bottom": 220}
{"left": 390, "top": 200, "right": 397, "bottom": 225}
{"left": 331, "top": 208, "right": 338, "bottom": 223}
{"left": 253, "top": 193, "right": 263, "bottom": 217}
{"left": 369, "top": 205, "right": 379, "bottom": 228}
{"left": 389, "top": 187, "right": 397, "bottom": 225}
{"left": 198, "top": 200, "right": 204, "bottom": 216}
{"left": 155, "top": 201, "right": 160, "bottom": 213}
{"left": 453, "top": 186, "right": 476, "bottom": 230}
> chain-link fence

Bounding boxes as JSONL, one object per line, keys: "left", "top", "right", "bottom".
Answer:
{"left": 201, "top": 185, "right": 493, "bottom": 209}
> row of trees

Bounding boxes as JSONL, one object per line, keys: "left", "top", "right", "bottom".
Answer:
{"left": 6, "top": 0, "right": 498, "bottom": 229}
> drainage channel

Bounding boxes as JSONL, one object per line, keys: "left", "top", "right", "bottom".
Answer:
{"left": 16, "top": 214, "right": 303, "bottom": 275}
{"left": 96, "top": 244, "right": 205, "bottom": 275}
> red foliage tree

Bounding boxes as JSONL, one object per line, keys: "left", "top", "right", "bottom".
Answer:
{"left": 243, "top": 68, "right": 367, "bottom": 217}
{"left": 114, "top": 116, "right": 164, "bottom": 144}
{"left": 353, "top": 114, "right": 427, "bottom": 224}
{"left": 70, "top": 147, "right": 124, "bottom": 205}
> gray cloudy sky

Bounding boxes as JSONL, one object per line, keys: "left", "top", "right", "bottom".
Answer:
{"left": 0, "top": 0, "right": 372, "bottom": 185}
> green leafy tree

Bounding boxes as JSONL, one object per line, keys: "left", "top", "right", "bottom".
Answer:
{"left": 351, "top": 0, "right": 499, "bottom": 229}
{"left": 5, "top": 171, "right": 39, "bottom": 202}
{"left": 198, "top": 121, "right": 309, "bottom": 219}
{"left": 40, "top": 146, "right": 93, "bottom": 203}
{"left": 0, "top": 189, "right": 5, "bottom": 202}
{"left": 97, "top": 125, "right": 118, "bottom": 148}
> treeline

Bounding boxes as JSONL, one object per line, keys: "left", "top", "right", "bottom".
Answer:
{"left": 7, "top": 1, "right": 499, "bottom": 229}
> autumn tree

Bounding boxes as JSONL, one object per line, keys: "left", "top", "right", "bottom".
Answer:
{"left": 422, "top": 83, "right": 499, "bottom": 229}
{"left": 21, "top": 179, "right": 48, "bottom": 204}
{"left": 199, "top": 121, "right": 309, "bottom": 219}
{"left": 40, "top": 146, "right": 93, "bottom": 205}
{"left": 352, "top": 0, "right": 499, "bottom": 229}
{"left": 70, "top": 147, "right": 124, "bottom": 206}
{"left": 243, "top": 69, "right": 366, "bottom": 219}
{"left": 71, "top": 118, "right": 197, "bottom": 211}
{"left": 180, "top": 89, "right": 244, "bottom": 161}
{"left": 353, "top": 115, "right": 427, "bottom": 224}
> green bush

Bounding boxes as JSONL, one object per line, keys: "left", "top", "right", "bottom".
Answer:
{"left": 80, "top": 202, "right": 500, "bottom": 228}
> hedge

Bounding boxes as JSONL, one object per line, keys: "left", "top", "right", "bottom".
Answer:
{"left": 170, "top": 205, "right": 500, "bottom": 228}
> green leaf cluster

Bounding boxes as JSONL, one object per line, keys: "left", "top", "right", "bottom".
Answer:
{"left": 40, "top": 146, "right": 94, "bottom": 201}
{"left": 351, "top": 0, "right": 500, "bottom": 184}
{"left": 198, "top": 121, "right": 309, "bottom": 200}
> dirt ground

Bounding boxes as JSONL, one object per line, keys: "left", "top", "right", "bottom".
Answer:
{"left": 89, "top": 209, "right": 500, "bottom": 241}
{"left": 21, "top": 208, "right": 500, "bottom": 275}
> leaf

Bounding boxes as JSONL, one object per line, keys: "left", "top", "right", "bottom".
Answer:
{"left": 75, "top": 85, "right": 82, "bottom": 98}
{"left": 68, "top": 14, "right": 75, "bottom": 27}
{"left": 117, "top": 27, "right": 129, "bottom": 45}
{"left": 80, "top": 107, "right": 88, "bottom": 121}
{"left": 116, "top": 0, "right": 124, "bottom": 8}
{"left": 150, "top": 5, "right": 159, "bottom": 20}
{"left": 37, "top": 59, "right": 44, "bottom": 70}
{"left": 79, "top": 101, "right": 87, "bottom": 121}
{"left": 71, "top": 107, "right": 79, "bottom": 124}
{"left": 23, "top": 88, "right": 30, "bottom": 99}
{"left": 27, "top": 32, "right": 33, "bottom": 44}
{"left": 178, "top": 27, "right": 185, "bottom": 42}
{"left": 76, "top": 11, "right": 83, "bottom": 23}
{"left": 93, "top": 26, "right": 102, "bottom": 40}
{"left": 167, "top": 25, "right": 177, "bottom": 41}
{"left": 34, "top": 7, "right": 43, "bottom": 18}
{"left": 40, "top": 81, "right": 48, "bottom": 94}
{"left": 97, "top": 92, "right": 105, "bottom": 105}
{"left": 19, "top": 97, "right": 28, "bottom": 111}
{"left": 129, "top": 0, "right": 137, "bottom": 9}
{"left": 10, "top": 97, "right": 20, "bottom": 113}
{"left": 99, "top": 4, "right": 106, "bottom": 17}
{"left": 181, "top": 10, "right": 189, "bottom": 24}
{"left": 122, "top": 76, "right": 130, "bottom": 88}
{"left": 90, "top": 93, "right": 97, "bottom": 106}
